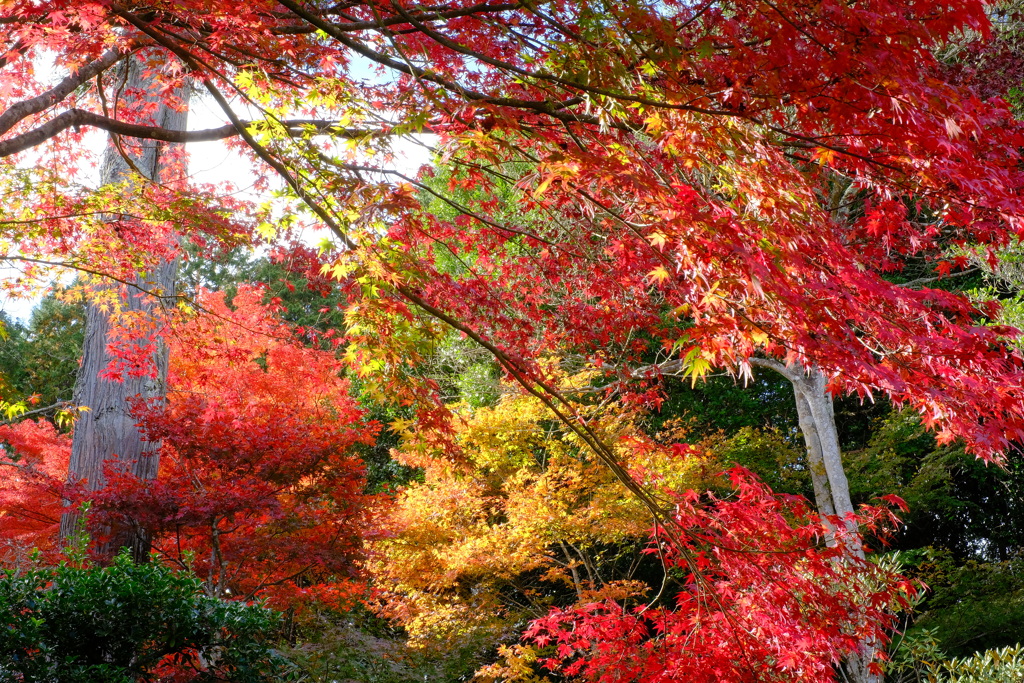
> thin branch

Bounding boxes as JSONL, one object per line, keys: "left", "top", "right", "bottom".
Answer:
{"left": 0, "top": 401, "right": 72, "bottom": 426}
{"left": 895, "top": 267, "right": 978, "bottom": 289}
{"left": 110, "top": 5, "right": 363, "bottom": 250}
{"left": 0, "top": 109, "right": 392, "bottom": 158}
{"left": 329, "top": 1, "right": 525, "bottom": 32}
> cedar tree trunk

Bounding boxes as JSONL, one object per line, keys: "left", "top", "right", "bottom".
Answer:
{"left": 59, "top": 56, "right": 188, "bottom": 563}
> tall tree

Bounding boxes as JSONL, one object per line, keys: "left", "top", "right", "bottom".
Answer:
{"left": 58, "top": 56, "right": 189, "bottom": 561}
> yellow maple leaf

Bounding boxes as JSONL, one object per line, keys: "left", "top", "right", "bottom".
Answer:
{"left": 648, "top": 266, "right": 671, "bottom": 283}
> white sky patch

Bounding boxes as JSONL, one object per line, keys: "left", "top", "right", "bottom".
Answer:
{"left": 1, "top": 92, "right": 437, "bottom": 323}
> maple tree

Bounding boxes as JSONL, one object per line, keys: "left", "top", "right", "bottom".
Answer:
{"left": 523, "top": 473, "right": 911, "bottom": 683}
{"left": 0, "top": 288, "right": 379, "bottom": 612}
{"left": 371, "top": 378, "right": 713, "bottom": 657}
{"left": 91, "top": 286, "right": 379, "bottom": 609}
{"left": 3, "top": 1, "right": 1024, "bottom": 680}
{"left": 1, "top": 2, "right": 1022, "bottom": 445}
{"left": 372, "top": 379, "right": 915, "bottom": 683}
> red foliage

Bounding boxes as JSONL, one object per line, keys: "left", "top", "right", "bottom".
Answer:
{"left": 0, "top": 420, "right": 71, "bottom": 563}
{"left": 270, "top": 241, "right": 337, "bottom": 299}
{"left": 87, "top": 287, "right": 380, "bottom": 609}
{"left": 4, "top": 2, "right": 1024, "bottom": 678}
{"left": 1, "top": 2, "right": 1023, "bottom": 454}
{"left": 525, "top": 469, "right": 913, "bottom": 683}
{"left": 943, "top": 8, "right": 1024, "bottom": 102}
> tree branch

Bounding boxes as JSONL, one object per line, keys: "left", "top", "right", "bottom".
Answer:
{"left": 895, "top": 267, "right": 978, "bottom": 289}
{"left": 0, "top": 401, "right": 72, "bottom": 426}
{"left": 0, "top": 48, "right": 137, "bottom": 138}
{"left": 274, "top": 0, "right": 592, "bottom": 125}
{"left": 0, "top": 109, "right": 389, "bottom": 158}
{"left": 329, "top": 1, "right": 525, "bottom": 32}
{"left": 747, "top": 356, "right": 802, "bottom": 382}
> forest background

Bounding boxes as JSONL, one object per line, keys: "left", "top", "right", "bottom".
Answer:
{"left": 2, "top": 1, "right": 1024, "bottom": 682}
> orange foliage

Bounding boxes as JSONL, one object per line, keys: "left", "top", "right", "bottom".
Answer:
{"left": 0, "top": 287, "right": 380, "bottom": 613}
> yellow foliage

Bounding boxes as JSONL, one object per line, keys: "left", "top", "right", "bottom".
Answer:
{"left": 477, "top": 644, "right": 548, "bottom": 683}
{"left": 370, "top": 376, "right": 717, "bottom": 671}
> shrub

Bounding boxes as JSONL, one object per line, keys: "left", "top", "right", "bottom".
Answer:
{"left": 0, "top": 552, "right": 289, "bottom": 682}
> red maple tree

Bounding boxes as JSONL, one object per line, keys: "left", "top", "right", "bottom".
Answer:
{"left": 2, "top": 1, "right": 1024, "bottom": 679}
{"left": 524, "top": 470, "right": 913, "bottom": 683}
{"left": 0, "top": 2, "right": 1019, "bottom": 454}
{"left": 90, "top": 286, "right": 379, "bottom": 609}
{"left": 0, "top": 288, "right": 378, "bottom": 609}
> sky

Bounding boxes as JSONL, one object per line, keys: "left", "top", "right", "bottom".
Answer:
{"left": 0, "top": 90, "right": 437, "bottom": 323}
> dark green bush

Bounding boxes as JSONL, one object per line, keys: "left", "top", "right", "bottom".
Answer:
{"left": 0, "top": 552, "right": 289, "bottom": 682}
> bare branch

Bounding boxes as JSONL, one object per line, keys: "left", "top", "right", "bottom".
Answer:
{"left": 0, "top": 109, "right": 388, "bottom": 158}
{"left": 0, "top": 48, "right": 137, "bottom": 138}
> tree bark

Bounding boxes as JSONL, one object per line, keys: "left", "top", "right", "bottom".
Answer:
{"left": 793, "top": 382, "right": 837, "bottom": 518}
{"left": 750, "top": 359, "right": 879, "bottom": 683}
{"left": 59, "top": 56, "right": 188, "bottom": 563}
{"left": 794, "top": 369, "right": 879, "bottom": 683}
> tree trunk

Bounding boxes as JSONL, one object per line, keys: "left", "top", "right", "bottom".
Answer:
{"left": 793, "top": 382, "right": 837, "bottom": 518}
{"left": 750, "top": 359, "right": 880, "bottom": 683}
{"left": 794, "top": 370, "right": 860, "bottom": 547}
{"left": 59, "top": 56, "right": 188, "bottom": 563}
{"left": 793, "top": 368, "right": 879, "bottom": 683}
